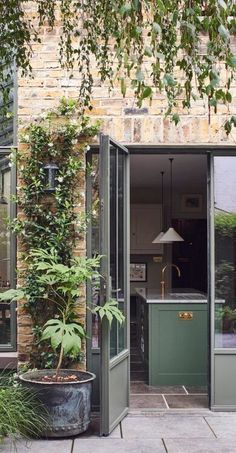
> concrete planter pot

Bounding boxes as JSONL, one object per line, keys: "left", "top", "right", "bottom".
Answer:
{"left": 19, "top": 369, "right": 96, "bottom": 438}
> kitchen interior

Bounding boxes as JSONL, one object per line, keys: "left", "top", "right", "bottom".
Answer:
{"left": 130, "top": 154, "right": 209, "bottom": 410}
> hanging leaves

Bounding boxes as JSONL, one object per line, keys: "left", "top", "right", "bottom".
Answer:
{"left": 1, "top": 1, "right": 236, "bottom": 133}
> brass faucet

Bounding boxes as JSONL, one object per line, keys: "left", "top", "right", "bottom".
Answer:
{"left": 160, "top": 264, "right": 181, "bottom": 299}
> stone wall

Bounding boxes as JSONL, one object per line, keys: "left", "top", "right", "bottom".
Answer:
{"left": 17, "top": 2, "right": 236, "bottom": 365}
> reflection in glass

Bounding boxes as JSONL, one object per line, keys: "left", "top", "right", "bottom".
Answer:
{"left": 118, "top": 152, "right": 125, "bottom": 353}
{"left": 91, "top": 154, "right": 100, "bottom": 348}
{"left": 110, "top": 148, "right": 126, "bottom": 358}
{"left": 0, "top": 157, "right": 11, "bottom": 345}
{"left": 214, "top": 157, "right": 236, "bottom": 348}
{"left": 110, "top": 148, "right": 118, "bottom": 358}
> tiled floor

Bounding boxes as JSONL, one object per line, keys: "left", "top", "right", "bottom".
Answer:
{"left": 130, "top": 383, "right": 208, "bottom": 410}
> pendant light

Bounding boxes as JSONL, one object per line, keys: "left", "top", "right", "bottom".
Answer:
{"left": 152, "top": 171, "right": 171, "bottom": 243}
{"left": 159, "top": 158, "right": 184, "bottom": 243}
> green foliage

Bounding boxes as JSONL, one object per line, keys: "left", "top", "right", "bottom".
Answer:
{"left": 0, "top": 247, "right": 125, "bottom": 375}
{"left": 1, "top": 2, "right": 236, "bottom": 132}
{"left": 41, "top": 319, "right": 85, "bottom": 356}
{"left": 92, "top": 299, "right": 125, "bottom": 327}
{"left": 4, "top": 99, "right": 101, "bottom": 369}
{"left": 215, "top": 212, "right": 236, "bottom": 237}
{"left": 0, "top": 375, "right": 48, "bottom": 443}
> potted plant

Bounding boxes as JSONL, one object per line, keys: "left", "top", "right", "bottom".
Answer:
{"left": 0, "top": 248, "right": 124, "bottom": 437}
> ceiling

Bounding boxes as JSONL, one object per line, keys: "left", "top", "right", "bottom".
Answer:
{"left": 130, "top": 154, "right": 207, "bottom": 192}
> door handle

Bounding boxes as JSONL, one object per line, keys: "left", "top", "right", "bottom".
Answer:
{"left": 111, "top": 288, "right": 121, "bottom": 293}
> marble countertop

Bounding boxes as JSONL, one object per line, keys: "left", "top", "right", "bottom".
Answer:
{"left": 135, "top": 288, "right": 225, "bottom": 304}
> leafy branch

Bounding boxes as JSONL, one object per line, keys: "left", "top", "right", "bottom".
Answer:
{"left": 1, "top": 2, "right": 236, "bottom": 132}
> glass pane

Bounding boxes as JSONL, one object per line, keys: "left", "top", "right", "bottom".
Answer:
{"left": 110, "top": 147, "right": 118, "bottom": 358}
{"left": 118, "top": 151, "right": 125, "bottom": 353}
{"left": 0, "top": 157, "right": 11, "bottom": 345}
{"left": 91, "top": 153, "right": 100, "bottom": 348}
{"left": 109, "top": 148, "right": 127, "bottom": 357}
{"left": 214, "top": 157, "right": 236, "bottom": 348}
{"left": 0, "top": 67, "right": 15, "bottom": 146}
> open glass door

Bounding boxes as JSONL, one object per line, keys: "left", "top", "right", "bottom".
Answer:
{"left": 99, "top": 134, "right": 130, "bottom": 435}
{"left": 210, "top": 153, "right": 236, "bottom": 410}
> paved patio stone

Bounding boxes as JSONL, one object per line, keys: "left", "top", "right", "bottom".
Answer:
{"left": 73, "top": 438, "right": 166, "bottom": 453}
{"left": 205, "top": 415, "right": 236, "bottom": 438}
{"left": 0, "top": 439, "right": 72, "bottom": 453}
{"left": 121, "top": 415, "right": 214, "bottom": 439}
{"left": 130, "top": 394, "right": 166, "bottom": 409}
{"left": 164, "top": 438, "right": 236, "bottom": 452}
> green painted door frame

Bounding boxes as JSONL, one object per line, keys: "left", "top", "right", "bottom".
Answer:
{"left": 86, "top": 135, "right": 130, "bottom": 434}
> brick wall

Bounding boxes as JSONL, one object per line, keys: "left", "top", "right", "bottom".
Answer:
{"left": 17, "top": 2, "right": 236, "bottom": 365}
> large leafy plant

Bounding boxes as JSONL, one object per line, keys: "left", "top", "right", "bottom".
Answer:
{"left": 2, "top": 98, "right": 103, "bottom": 369}
{"left": 0, "top": 249, "right": 125, "bottom": 379}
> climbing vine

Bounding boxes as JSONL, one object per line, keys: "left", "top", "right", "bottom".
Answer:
{"left": 1, "top": 1, "right": 236, "bottom": 132}
{"left": 10, "top": 98, "right": 100, "bottom": 368}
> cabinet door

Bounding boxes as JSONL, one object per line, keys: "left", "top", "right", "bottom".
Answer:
{"left": 131, "top": 204, "right": 163, "bottom": 254}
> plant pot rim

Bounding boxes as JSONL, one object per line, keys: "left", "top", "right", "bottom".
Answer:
{"left": 19, "top": 369, "right": 96, "bottom": 385}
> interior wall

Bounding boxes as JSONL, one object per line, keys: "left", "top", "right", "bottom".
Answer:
{"left": 130, "top": 155, "right": 207, "bottom": 293}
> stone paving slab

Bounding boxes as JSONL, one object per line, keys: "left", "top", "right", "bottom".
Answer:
{"left": 0, "top": 439, "right": 72, "bottom": 453}
{"left": 73, "top": 438, "right": 166, "bottom": 453}
{"left": 121, "top": 415, "right": 214, "bottom": 439}
{"left": 205, "top": 415, "right": 236, "bottom": 438}
{"left": 164, "top": 438, "right": 236, "bottom": 452}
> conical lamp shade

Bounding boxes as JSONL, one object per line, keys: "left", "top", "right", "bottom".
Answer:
{"left": 159, "top": 227, "right": 184, "bottom": 243}
{"left": 152, "top": 231, "right": 171, "bottom": 244}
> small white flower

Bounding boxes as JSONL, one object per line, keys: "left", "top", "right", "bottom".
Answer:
{"left": 23, "top": 134, "right": 30, "bottom": 142}
{"left": 48, "top": 142, "right": 54, "bottom": 148}
{"left": 57, "top": 176, "right": 64, "bottom": 183}
{"left": 71, "top": 139, "right": 77, "bottom": 145}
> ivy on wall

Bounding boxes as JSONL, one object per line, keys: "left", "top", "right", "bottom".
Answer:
{"left": 11, "top": 98, "right": 100, "bottom": 368}
{"left": 1, "top": 1, "right": 236, "bottom": 133}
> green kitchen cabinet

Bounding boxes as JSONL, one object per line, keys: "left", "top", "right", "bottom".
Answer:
{"left": 149, "top": 303, "right": 208, "bottom": 386}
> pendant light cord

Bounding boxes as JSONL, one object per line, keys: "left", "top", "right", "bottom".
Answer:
{"left": 161, "top": 171, "right": 164, "bottom": 229}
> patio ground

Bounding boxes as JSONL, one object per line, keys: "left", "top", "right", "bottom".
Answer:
{"left": 2, "top": 411, "right": 236, "bottom": 453}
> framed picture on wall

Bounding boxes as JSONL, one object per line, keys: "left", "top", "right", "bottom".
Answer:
{"left": 181, "top": 194, "right": 203, "bottom": 213}
{"left": 130, "top": 263, "right": 147, "bottom": 282}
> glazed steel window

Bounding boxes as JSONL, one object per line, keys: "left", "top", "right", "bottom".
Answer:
{"left": 213, "top": 156, "right": 236, "bottom": 348}
{"left": 0, "top": 149, "right": 16, "bottom": 351}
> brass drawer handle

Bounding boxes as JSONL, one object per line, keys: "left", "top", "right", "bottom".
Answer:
{"left": 179, "top": 311, "right": 193, "bottom": 320}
